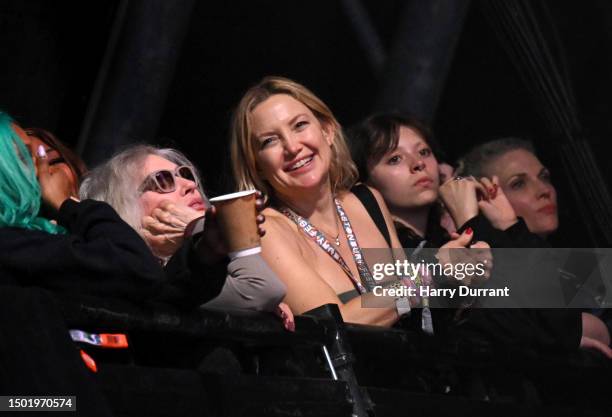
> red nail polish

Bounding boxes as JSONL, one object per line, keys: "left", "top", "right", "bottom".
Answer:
{"left": 466, "top": 227, "right": 473, "bottom": 235}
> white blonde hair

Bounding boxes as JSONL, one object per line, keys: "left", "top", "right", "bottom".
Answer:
{"left": 79, "top": 145, "right": 207, "bottom": 236}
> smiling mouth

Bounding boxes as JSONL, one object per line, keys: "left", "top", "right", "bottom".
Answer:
{"left": 286, "top": 156, "right": 313, "bottom": 171}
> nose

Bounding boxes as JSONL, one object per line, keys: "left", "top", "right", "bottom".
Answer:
{"left": 535, "top": 180, "right": 553, "bottom": 200}
{"left": 283, "top": 133, "right": 303, "bottom": 157}
{"left": 409, "top": 157, "right": 426, "bottom": 174}
{"left": 177, "top": 176, "right": 197, "bottom": 196}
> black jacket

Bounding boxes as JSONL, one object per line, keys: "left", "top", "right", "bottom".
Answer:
{"left": 0, "top": 199, "right": 225, "bottom": 308}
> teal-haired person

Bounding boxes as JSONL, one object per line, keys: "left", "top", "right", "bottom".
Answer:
{"left": 0, "top": 111, "right": 167, "bottom": 301}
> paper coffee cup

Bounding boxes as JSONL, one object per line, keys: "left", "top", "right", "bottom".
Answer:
{"left": 209, "top": 190, "right": 259, "bottom": 252}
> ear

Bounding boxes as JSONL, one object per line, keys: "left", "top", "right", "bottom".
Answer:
{"left": 321, "top": 123, "right": 334, "bottom": 147}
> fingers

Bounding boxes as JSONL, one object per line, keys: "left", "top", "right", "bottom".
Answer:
{"left": 580, "top": 336, "right": 612, "bottom": 359}
{"left": 157, "top": 200, "right": 202, "bottom": 223}
{"left": 257, "top": 214, "right": 267, "bottom": 237}
{"left": 275, "top": 302, "right": 295, "bottom": 332}
{"left": 479, "top": 177, "right": 497, "bottom": 199}
{"left": 469, "top": 240, "right": 490, "bottom": 249}
{"left": 142, "top": 215, "right": 184, "bottom": 235}
{"left": 34, "top": 145, "right": 49, "bottom": 178}
{"left": 454, "top": 228, "right": 474, "bottom": 247}
{"left": 255, "top": 190, "right": 266, "bottom": 212}
{"left": 469, "top": 241, "right": 493, "bottom": 280}
{"left": 472, "top": 180, "right": 489, "bottom": 201}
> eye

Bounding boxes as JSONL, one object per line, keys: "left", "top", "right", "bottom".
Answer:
{"left": 49, "top": 157, "right": 67, "bottom": 166}
{"left": 419, "top": 147, "right": 432, "bottom": 157}
{"left": 540, "top": 170, "right": 552, "bottom": 183}
{"left": 295, "top": 120, "right": 309, "bottom": 130}
{"left": 387, "top": 155, "right": 402, "bottom": 165}
{"left": 510, "top": 179, "right": 525, "bottom": 190}
{"left": 260, "top": 136, "right": 277, "bottom": 149}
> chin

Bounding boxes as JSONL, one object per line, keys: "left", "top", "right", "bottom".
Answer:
{"left": 531, "top": 222, "right": 558, "bottom": 238}
{"left": 412, "top": 191, "right": 438, "bottom": 207}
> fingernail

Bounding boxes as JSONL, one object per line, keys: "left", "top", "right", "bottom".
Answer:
{"left": 286, "top": 320, "right": 295, "bottom": 332}
{"left": 37, "top": 145, "right": 47, "bottom": 158}
{"left": 466, "top": 227, "right": 473, "bottom": 235}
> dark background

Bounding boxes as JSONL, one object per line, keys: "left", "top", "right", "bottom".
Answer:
{"left": 1, "top": 0, "right": 611, "bottom": 245}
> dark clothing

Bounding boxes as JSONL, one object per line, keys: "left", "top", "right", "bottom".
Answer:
{"left": 0, "top": 199, "right": 225, "bottom": 308}
{"left": 459, "top": 214, "right": 545, "bottom": 248}
{"left": 454, "top": 215, "right": 582, "bottom": 351}
{"left": 395, "top": 216, "right": 582, "bottom": 351}
{"left": 162, "top": 237, "right": 226, "bottom": 309}
{"left": 0, "top": 199, "right": 163, "bottom": 302}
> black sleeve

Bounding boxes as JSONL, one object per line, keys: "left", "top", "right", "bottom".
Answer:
{"left": 0, "top": 199, "right": 165, "bottom": 302}
{"left": 502, "top": 218, "right": 550, "bottom": 248}
{"left": 159, "top": 234, "right": 227, "bottom": 310}
{"left": 458, "top": 215, "right": 549, "bottom": 248}
{"left": 457, "top": 214, "right": 514, "bottom": 247}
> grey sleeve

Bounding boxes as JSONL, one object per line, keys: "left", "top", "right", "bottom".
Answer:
{"left": 201, "top": 253, "right": 286, "bottom": 312}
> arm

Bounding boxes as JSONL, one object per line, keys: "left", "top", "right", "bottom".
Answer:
{"left": 261, "top": 212, "right": 399, "bottom": 327}
{"left": 202, "top": 253, "right": 286, "bottom": 312}
{"left": 160, "top": 234, "right": 227, "bottom": 309}
{"left": 0, "top": 199, "right": 164, "bottom": 301}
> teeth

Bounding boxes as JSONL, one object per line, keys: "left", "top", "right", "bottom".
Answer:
{"left": 289, "top": 156, "right": 312, "bottom": 170}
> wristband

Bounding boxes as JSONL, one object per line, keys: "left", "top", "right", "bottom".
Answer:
{"left": 228, "top": 246, "right": 262, "bottom": 260}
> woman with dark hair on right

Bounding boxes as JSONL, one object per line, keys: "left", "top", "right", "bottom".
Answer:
{"left": 347, "top": 113, "right": 467, "bottom": 250}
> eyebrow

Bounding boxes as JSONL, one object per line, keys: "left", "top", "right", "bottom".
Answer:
{"left": 507, "top": 173, "right": 527, "bottom": 182}
{"left": 255, "top": 113, "right": 309, "bottom": 139}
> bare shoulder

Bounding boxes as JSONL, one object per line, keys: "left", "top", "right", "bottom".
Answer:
{"left": 261, "top": 206, "right": 302, "bottom": 246}
{"left": 262, "top": 207, "right": 295, "bottom": 230}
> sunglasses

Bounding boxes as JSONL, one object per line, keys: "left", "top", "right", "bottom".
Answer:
{"left": 138, "top": 165, "right": 198, "bottom": 194}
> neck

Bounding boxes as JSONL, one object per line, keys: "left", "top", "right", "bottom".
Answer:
{"left": 275, "top": 180, "right": 339, "bottom": 233}
{"left": 392, "top": 206, "right": 430, "bottom": 238}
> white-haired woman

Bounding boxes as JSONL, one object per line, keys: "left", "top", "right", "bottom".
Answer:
{"left": 80, "top": 145, "right": 294, "bottom": 329}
